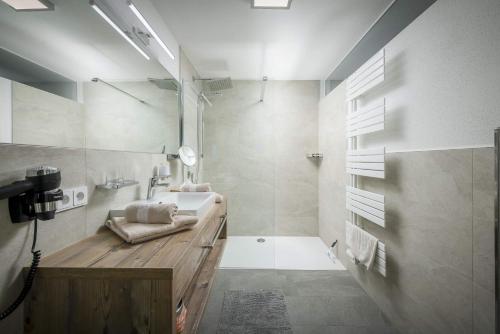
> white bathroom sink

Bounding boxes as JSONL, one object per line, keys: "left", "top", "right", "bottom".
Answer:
{"left": 150, "top": 192, "right": 216, "bottom": 217}
{"left": 110, "top": 192, "right": 216, "bottom": 218}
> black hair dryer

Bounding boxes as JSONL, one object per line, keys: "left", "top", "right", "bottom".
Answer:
{"left": 0, "top": 166, "right": 63, "bottom": 321}
{"left": 0, "top": 166, "right": 63, "bottom": 223}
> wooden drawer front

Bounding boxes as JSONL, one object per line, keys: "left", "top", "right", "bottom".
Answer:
{"left": 184, "top": 239, "right": 226, "bottom": 334}
{"left": 174, "top": 215, "right": 223, "bottom": 303}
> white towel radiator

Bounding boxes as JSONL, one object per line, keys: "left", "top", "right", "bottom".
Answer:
{"left": 345, "top": 49, "right": 387, "bottom": 277}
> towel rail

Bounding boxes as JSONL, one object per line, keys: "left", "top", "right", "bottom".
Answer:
{"left": 346, "top": 148, "right": 385, "bottom": 179}
{"left": 346, "top": 98, "right": 385, "bottom": 138}
{"left": 345, "top": 221, "right": 387, "bottom": 276}
{"left": 346, "top": 186, "right": 385, "bottom": 227}
{"left": 375, "top": 241, "right": 386, "bottom": 277}
{"left": 345, "top": 48, "right": 387, "bottom": 278}
{"left": 346, "top": 49, "right": 385, "bottom": 101}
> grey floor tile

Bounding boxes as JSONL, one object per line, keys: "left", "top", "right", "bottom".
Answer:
{"left": 285, "top": 295, "right": 388, "bottom": 327}
{"left": 277, "top": 270, "right": 368, "bottom": 298}
{"left": 198, "top": 311, "right": 219, "bottom": 334}
{"left": 200, "top": 269, "right": 395, "bottom": 333}
{"left": 213, "top": 269, "right": 285, "bottom": 292}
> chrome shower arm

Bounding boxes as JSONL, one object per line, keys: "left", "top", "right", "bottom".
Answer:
{"left": 91, "top": 78, "right": 146, "bottom": 104}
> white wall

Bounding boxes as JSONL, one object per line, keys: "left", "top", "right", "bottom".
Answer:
{"left": 357, "top": 0, "right": 500, "bottom": 152}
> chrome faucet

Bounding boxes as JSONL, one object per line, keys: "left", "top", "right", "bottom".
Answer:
{"left": 147, "top": 176, "right": 170, "bottom": 200}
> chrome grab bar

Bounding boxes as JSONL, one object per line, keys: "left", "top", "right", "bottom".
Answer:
{"left": 202, "top": 214, "right": 227, "bottom": 249}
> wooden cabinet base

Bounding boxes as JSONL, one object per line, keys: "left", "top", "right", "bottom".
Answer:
{"left": 24, "top": 203, "right": 227, "bottom": 334}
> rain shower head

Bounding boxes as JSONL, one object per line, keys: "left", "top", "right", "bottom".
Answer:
{"left": 148, "top": 78, "right": 179, "bottom": 91}
{"left": 194, "top": 77, "right": 233, "bottom": 93}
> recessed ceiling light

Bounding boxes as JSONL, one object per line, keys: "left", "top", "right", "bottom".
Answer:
{"left": 128, "top": 1, "right": 175, "bottom": 60}
{"left": 1, "top": 0, "right": 54, "bottom": 11}
{"left": 251, "top": 0, "right": 291, "bottom": 9}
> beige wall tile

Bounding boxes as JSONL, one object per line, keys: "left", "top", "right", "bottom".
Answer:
{"left": 362, "top": 150, "right": 474, "bottom": 278}
{"left": 12, "top": 82, "right": 85, "bottom": 149}
{"left": 275, "top": 216, "right": 318, "bottom": 236}
{"left": 83, "top": 81, "right": 178, "bottom": 154}
{"left": 318, "top": 80, "right": 490, "bottom": 333}
{"left": 85, "top": 149, "right": 154, "bottom": 235}
{"left": 318, "top": 81, "right": 347, "bottom": 246}
{"left": 355, "top": 150, "right": 474, "bottom": 333}
{"left": 473, "top": 282, "right": 495, "bottom": 334}
{"left": 203, "top": 80, "right": 319, "bottom": 236}
{"left": 472, "top": 148, "right": 495, "bottom": 291}
{"left": 0, "top": 144, "right": 86, "bottom": 333}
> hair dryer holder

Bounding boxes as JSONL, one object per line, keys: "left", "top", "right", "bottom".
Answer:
{"left": 0, "top": 167, "right": 63, "bottom": 223}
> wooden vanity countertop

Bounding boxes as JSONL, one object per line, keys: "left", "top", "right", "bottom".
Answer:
{"left": 35, "top": 201, "right": 227, "bottom": 280}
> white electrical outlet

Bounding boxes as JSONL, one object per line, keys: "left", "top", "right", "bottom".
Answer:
{"left": 73, "top": 186, "right": 88, "bottom": 207}
{"left": 56, "top": 189, "right": 74, "bottom": 212}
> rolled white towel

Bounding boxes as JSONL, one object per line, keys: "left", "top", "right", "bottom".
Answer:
{"left": 180, "top": 182, "right": 212, "bottom": 192}
{"left": 125, "top": 203, "right": 178, "bottom": 224}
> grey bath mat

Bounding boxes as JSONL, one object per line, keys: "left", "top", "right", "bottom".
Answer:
{"left": 217, "top": 289, "right": 293, "bottom": 334}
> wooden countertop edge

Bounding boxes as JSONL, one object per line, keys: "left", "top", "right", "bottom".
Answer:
{"left": 33, "top": 267, "right": 174, "bottom": 280}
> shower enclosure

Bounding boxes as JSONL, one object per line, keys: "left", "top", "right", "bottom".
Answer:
{"left": 198, "top": 80, "right": 340, "bottom": 270}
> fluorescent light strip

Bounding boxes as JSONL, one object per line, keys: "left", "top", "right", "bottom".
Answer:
{"left": 128, "top": 2, "right": 175, "bottom": 60}
{"left": 90, "top": 2, "right": 150, "bottom": 60}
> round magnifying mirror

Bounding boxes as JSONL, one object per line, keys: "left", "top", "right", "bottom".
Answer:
{"left": 178, "top": 146, "right": 197, "bottom": 167}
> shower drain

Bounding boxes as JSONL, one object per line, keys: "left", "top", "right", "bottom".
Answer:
{"left": 257, "top": 238, "right": 266, "bottom": 243}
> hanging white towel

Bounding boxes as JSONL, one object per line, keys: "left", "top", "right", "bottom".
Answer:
{"left": 345, "top": 248, "right": 356, "bottom": 264}
{"left": 345, "top": 221, "right": 378, "bottom": 270}
{"left": 345, "top": 222, "right": 357, "bottom": 264}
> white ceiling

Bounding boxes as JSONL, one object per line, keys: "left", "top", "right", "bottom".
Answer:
{"left": 153, "top": 0, "right": 393, "bottom": 80}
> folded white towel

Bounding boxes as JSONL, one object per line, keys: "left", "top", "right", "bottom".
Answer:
{"left": 106, "top": 215, "right": 198, "bottom": 244}
{"left": 125, "top": 203, "right": 178, "bottom": 224}
{"left": 180, "top": 182, "right": 212, "bottom": 192}
{"left": 345, "top": 221, "right": 378, "bottom": 270}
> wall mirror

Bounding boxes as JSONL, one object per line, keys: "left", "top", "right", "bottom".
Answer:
{"left": 0, "top": 0, "right": 180, "bottom": 154}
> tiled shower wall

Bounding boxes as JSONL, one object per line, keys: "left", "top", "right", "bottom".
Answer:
{"left": 0, "top": 144, "right": 182, "bottom": 333}
{"left": 203, "top": 80, "right": 320, "bottom": 236}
